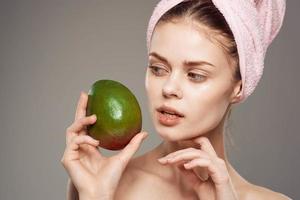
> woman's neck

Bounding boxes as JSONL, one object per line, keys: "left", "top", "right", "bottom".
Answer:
{"left": 160, "top": 127, "right": 226, "bottom": 160}
{"left": 145, "top": 120, "right": 248, "bottom": 195}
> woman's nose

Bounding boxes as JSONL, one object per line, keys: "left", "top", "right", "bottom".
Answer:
{"left": 162, "top": 75, "right": 183, "bottom": 99}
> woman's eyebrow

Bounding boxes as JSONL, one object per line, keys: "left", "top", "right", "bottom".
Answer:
{"left": 149, "top": 52, "right": 170, "bottom": 65}
{"left": 149, "top": 51, "right": 215, "bottom": 68}
{"left": 183, "top": 60, "right": 215, "bottom": 68}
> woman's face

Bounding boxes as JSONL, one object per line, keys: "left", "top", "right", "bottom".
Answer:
{"left": 145, "top": 20, "right": 241, "bottom": 141}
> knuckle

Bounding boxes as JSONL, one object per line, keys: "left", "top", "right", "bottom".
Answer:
{"left": 76, "top": 135, "right": 84, "bottom": 142}
{"left": 70, "top": 135, "right": 79, "bottom": 144}
{"left": 66, "top": 126, "right": 72, "bottom": 133}
{"left": 61, "top": 160, "right": 69, "bottom": 169}
{"left": 79, "top": 135, "right": 90, "bottom": 143}
{"left": 197, "top": 150, "right": 206, "bottom": 157}
{"left": 69, "top": 135, "right": 76, "bottom": 142}
{"left": 82, "top": 135, "right": 90, "bottom": 140}
{"left": 206, "top": 159, "right": 212, "bottom": 165}
{"left": 78, "top": 118, "right": 85, "bottom": 125}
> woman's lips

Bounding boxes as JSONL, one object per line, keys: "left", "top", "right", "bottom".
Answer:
{"left": 157, "top": 110, "right": 183, "bottom": 126}
{"left": 157, "top": 105, "right": 184, "bottom": 117}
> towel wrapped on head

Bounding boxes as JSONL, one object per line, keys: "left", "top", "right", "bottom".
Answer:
{"left": 146, "top": 0, "right": 286, "bottom": 103}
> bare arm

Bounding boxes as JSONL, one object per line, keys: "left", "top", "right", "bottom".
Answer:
{"left": 66, "top": 179, "right": 79, "bottom": 200}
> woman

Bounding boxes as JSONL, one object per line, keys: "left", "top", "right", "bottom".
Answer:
{"left": 61, "top": 0, "right": 291, "bottom": 199}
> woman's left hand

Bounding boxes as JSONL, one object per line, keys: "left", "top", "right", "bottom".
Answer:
{"left": 158, "top": 137, "right": 238, "bottom": 200}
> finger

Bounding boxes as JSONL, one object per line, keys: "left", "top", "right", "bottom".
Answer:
{"left": 184, "top": 158, "right": 219, "bottom": 182}
{"left": 184, "top": 158, "right": 213, "bottom": 170}
{"left": 158, "top": 148, "right": 194, "bottom": 161}
{"left": 66, "top": 115, "right": 96, "bottom": 144}
{"left": 195, "top": 168, "right": 210, "bottom": 182}
{"left": 158, "top": 149, "right": 210, "bottom": 164}
{"left": 158, "top": 147, "right": 199, "bottom": 163}
{"left": 75, "top": 91, "right": 88, "bottom": 121}
{"left": 67, "top": 115, "right": 97, "bottom": 135}
{"left": 193, "top": 137, "right": 218, "bottom": 158}
{"left": 68, "top": 135, "right": 99, "bottom": 152}
{"left": 65, "top": 129, "right": 77, "bottom": 145}
{"left": 158, "top": 148, "right": 208, "bottom": 161}
{"left": 118, "top": 132, "right": 148, "bottom": 164}
{"left": 61, "top": 152, "right": 90, "bottom": 181}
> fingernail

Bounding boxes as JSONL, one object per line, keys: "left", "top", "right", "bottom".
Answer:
{"left": 158, "top": 157, "right": 167, "bottom": 163}
{"left": 184, "top": 163, "right": 190, "bottom": 168}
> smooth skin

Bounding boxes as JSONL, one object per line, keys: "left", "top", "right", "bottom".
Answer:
{"left": 61, "top": 19, "right": 292, "bottom": 200}
{"left": 114, "top": 20, "right": 291, "bottom": 200}
{"left": 61, "top": 92, "right": 148, "bottom": 200}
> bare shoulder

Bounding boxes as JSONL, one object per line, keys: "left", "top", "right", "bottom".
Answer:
{"left": 241, "top": 183, "right": 292, "bottom": 200}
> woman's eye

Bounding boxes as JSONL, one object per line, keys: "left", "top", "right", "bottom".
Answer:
{"left": 149, "top": 65, "right": 167, "bottom": 76}
{"left": 188, "top": 72, "right": 206, "bottom": 82}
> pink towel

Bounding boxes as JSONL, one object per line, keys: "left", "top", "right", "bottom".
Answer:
{"left": 146, "top": 0, "right": 286, "bottom": 103}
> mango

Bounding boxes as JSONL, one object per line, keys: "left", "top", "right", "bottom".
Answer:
{"left": 86, "top": 80, "right": 142, "bottom": 150}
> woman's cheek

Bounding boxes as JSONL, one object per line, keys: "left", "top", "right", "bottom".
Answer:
{"left": 185, "top": 96, "right": 224, "bottom": 135}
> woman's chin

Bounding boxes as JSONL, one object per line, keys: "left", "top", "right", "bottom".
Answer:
{"left": 156, "top": 129, "right": 189, "bottom": 142}
{"left": 157, "top": 130, "right": 180, "bottom": 142}
{"left": 156, "top": 127, "right": 207, "bottom": 143}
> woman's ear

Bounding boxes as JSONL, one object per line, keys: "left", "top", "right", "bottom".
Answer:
{"left": 230, "top": 80, "right": 242, "bottom": 104}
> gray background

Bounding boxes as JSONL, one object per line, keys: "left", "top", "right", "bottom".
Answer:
{"left": 0, "top": 0, "right": 299, "bottom": 199}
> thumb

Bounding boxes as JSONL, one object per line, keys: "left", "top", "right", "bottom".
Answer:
{"left": 118, "top": 131, "right": 148, "bottom": 163}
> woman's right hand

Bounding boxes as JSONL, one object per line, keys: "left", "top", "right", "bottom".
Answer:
{"left": 61, "top": 91, "right": 148, "bottom": 200}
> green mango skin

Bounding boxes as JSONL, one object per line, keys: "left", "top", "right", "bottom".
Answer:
{"left": 86, "top": 80, "right": 142, "bottom": 150}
